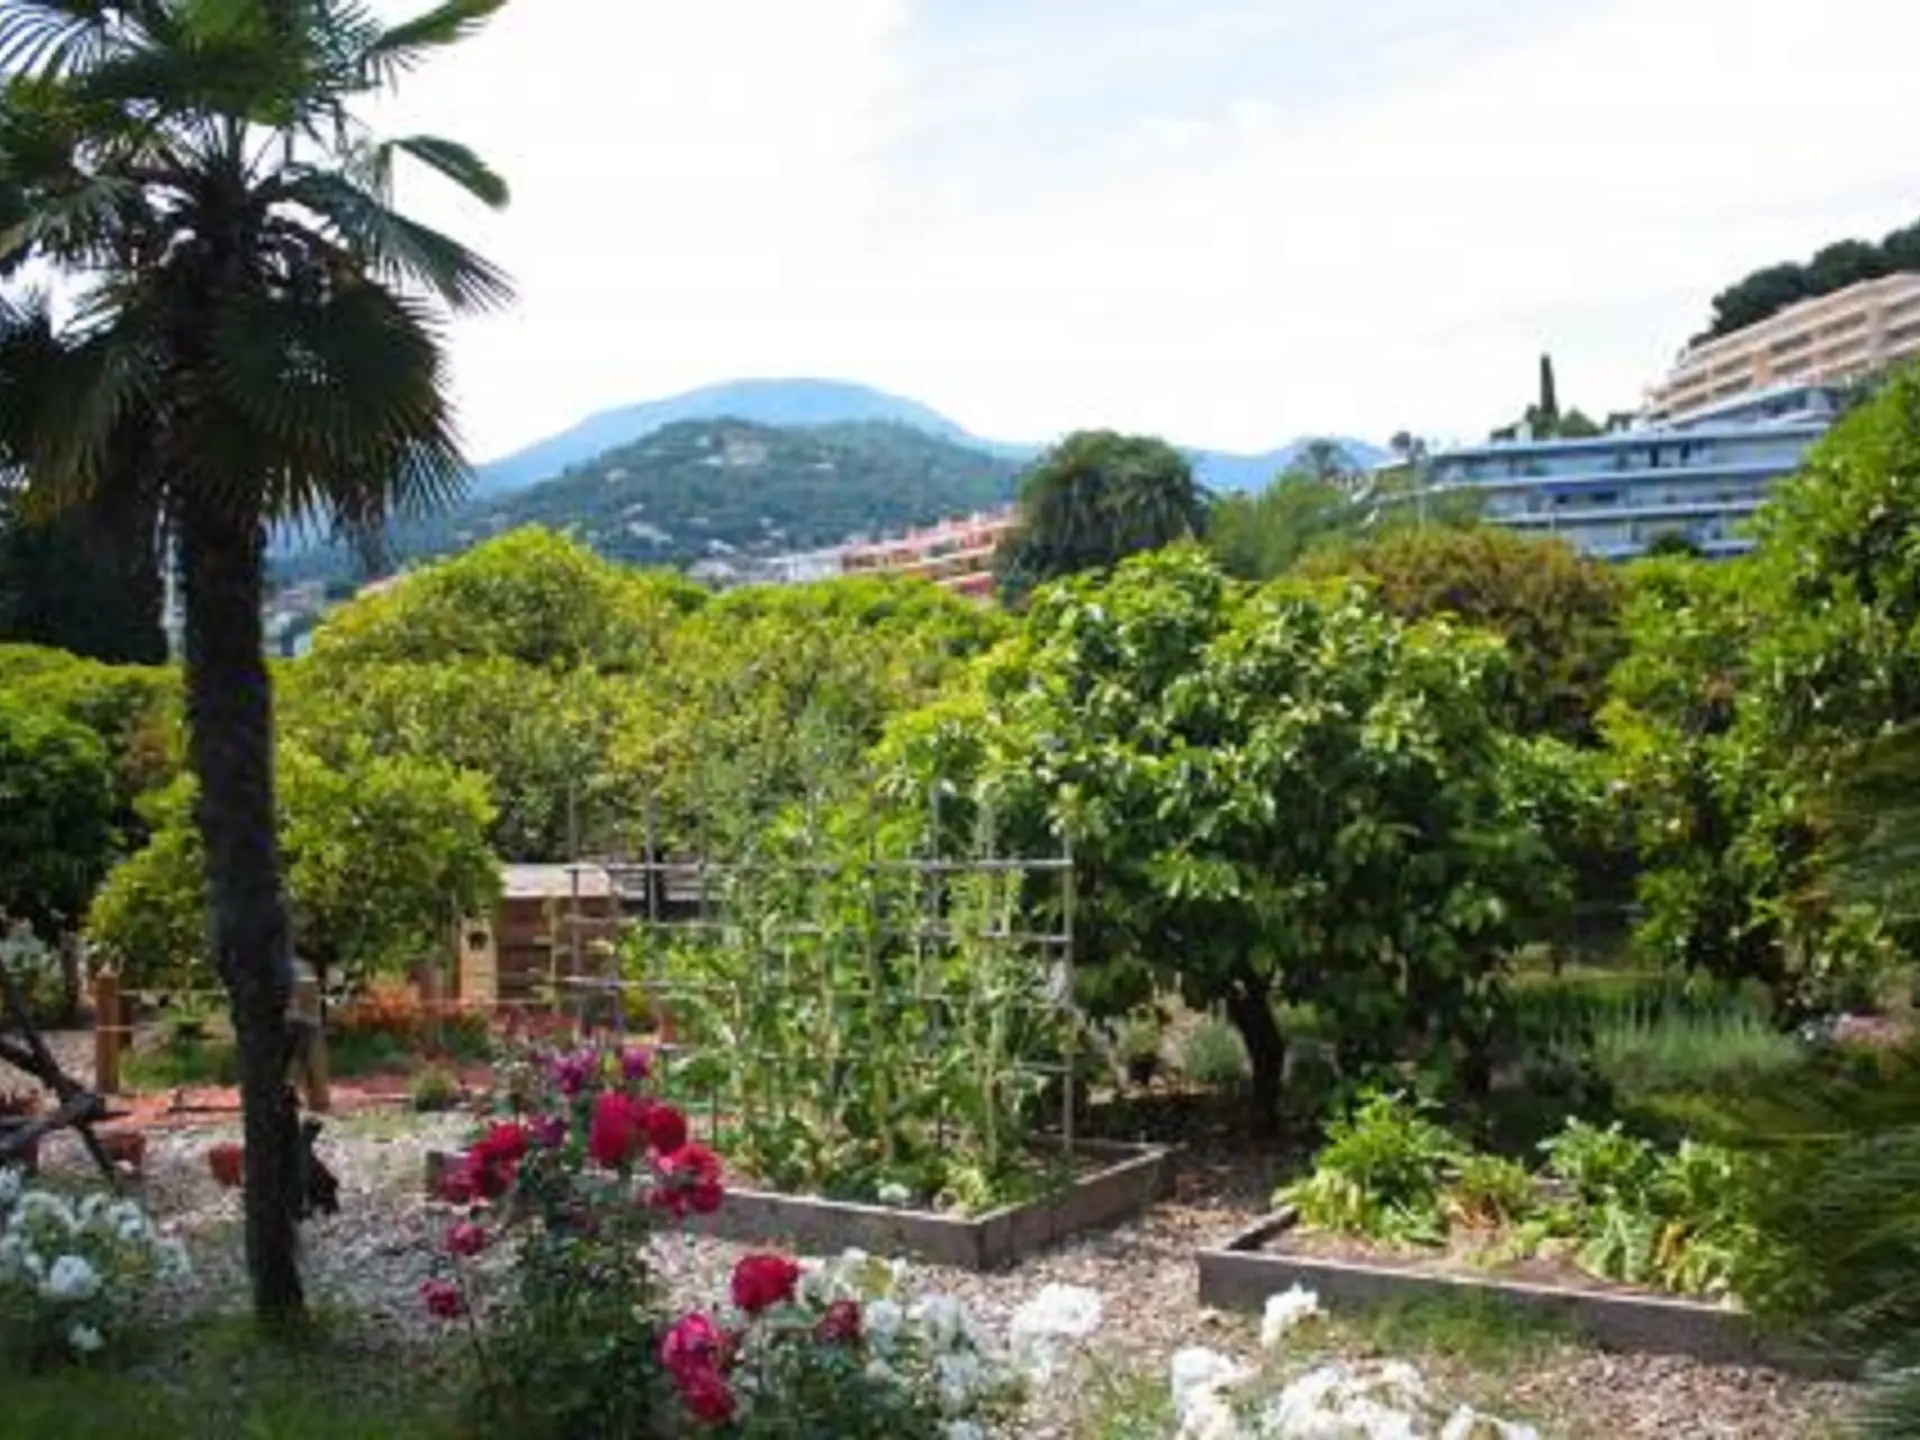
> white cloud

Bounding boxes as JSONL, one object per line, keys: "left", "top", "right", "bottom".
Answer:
{"left": 370, "top": 0, "right": 1920, "bottom": 461}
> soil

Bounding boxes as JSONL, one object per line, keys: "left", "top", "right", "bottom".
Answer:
{"left": 1272, "top": 1221, "right": 1708, "bottom": 1304}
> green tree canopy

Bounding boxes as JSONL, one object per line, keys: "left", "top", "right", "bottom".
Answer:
{"left": 0, "top": 692, "right": 117, "bottom": 933}
{"left": 993, "top": 431, "right": 1207, "bottom": 604}
{"left": 1297, "top": 527, "right": 1625, "bottom": 744}
{"left": 878, "top": 548, "right": 1575, "bottom": 1129}
{"left": 307, "top": 528, "right": 704, "bottom": 673}
{"left": 88, "top": 741, "right": 498, "bottom": 991}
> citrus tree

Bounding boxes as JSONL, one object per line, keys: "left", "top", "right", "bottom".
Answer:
{"left": 879, "top": 547, "right": 1576, "bottom": 1130}
{"left": 89, "top": 741, "right": 498, "bottom": 992}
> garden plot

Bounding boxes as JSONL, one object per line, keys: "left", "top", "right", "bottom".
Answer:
{"left": 1196, "top": 1092, "right": 1834, "bottom": 1373}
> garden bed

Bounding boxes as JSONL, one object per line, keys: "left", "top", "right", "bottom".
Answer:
{"left": 1197, "top": 1208, "right": 1838, "bottom": 1374}
{"left": 427, "top": 1138, "right": 1176, "bottom": 1270}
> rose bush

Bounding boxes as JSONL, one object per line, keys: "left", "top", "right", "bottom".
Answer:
{"left": 0, "top": 1169, "right": 190, "bottom": 1366}
{"left": 423, "top": 1038, "right": 1019, "bottom": 1438}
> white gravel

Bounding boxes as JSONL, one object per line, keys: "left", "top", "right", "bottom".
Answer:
{"left": 30, "top": 1113, "right": 1861, "bottom": 1440}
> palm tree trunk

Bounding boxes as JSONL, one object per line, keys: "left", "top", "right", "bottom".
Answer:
{"left": 176, "top": 492, "right": 305, "bottom": 1325}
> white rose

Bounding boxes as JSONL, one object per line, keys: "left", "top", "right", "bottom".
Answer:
{"left": 42, "top": 1253, "right": 101, "bottom": 1302}
{"left": 67, "top": 1322, "right": 104, "bottom": 1355}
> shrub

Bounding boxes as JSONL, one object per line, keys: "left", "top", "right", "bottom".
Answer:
{"left": 411, "top": 1065, "right": 461, "bottom": 1114}
{"left": 1276, "top": 1091, "right": 1461, "bottom": 1247}
{"left": 1178, "top": 1016, "right": 1251, "bottom": 1090}
{"left": 0, "top": 1174, "right": 189, "bottom": 1366}
{"left": 1444, "top": 1154, "right": 1538, "bottom": 1230}
{"left": 423, "top": 1038, "right": 1021, "bottom": 1439}
{"left": 1588, "top": 1002, "right": 1804, "bottom": 1098}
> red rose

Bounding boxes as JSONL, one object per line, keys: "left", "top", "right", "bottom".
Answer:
{"left": 652, "top": 1143, "right": 724, "bottom": 1218}
{"left": 466, "top": 1122, "right": 531, "bottom": 1199}
{"left": 420, "top": 1279, "right": 465, "bottom": 1320}
{"left": 661, "top": 1312, "right": 723, "bottom": 1378}
{"left": 817, "top": 1297, "right": 861, "bottom": 1344}
{"left": 676, "top": 1364, "right": 736, "bottom": 1424}
{"left": 730, "top": 1253, "right": 801, "bottom": 1314}
{"left": 446, "top": 1221, "right": 489, "bottom": 1258}
{"left": 587, "top": 1092, "right": 644, "bottom": 1169}
{"left": 639, "top": 1100, "right": 689, "bottom": 1156}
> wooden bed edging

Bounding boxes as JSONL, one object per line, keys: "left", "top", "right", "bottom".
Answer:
{"left": 1196, "top": 1211, "right": 1848, "bottom": 1378}
{"left": 427, "top": 1139, "right": 1176, "bottom": 1272}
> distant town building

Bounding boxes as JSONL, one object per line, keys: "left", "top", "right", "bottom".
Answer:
{"left": 837, "top": 507, "right": 1016, "bottom": 599}
{"left": 1646, "top": 272, "right": 1920, "bottom": 421}
{"left": 1424, "top": 383, "right": 1843, "bottom": 561}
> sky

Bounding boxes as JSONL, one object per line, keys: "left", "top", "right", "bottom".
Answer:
{"left": 374, "top": 0, "right": 1920, "bottom": 463}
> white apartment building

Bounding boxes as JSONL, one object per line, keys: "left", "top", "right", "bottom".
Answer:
{"left": 1647, "top": 271, "right": 1920, "bottom": 421}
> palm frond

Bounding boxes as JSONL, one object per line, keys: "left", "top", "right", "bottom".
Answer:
{"left": 0, "top": 0, "right": 118, "bottom": 81}
{"left": 358, "top": 0, "right": 505, "bottom": 88}
{"left": 1822, "top": 723, "right": 1920, "bottom": 921}
{"left": 204, "top": 273, "right": 469, "bottom": 527}
{"left": 382, "top": 133, "right": 507, "bottom": 208}
{"left": 272, "top": 167, "right": 512, "bottom": 310}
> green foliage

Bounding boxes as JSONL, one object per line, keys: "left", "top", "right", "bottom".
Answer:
{"left": 615, "top": 575, "right": 1002, "bottom": 853}
{"left": 1538, "top": 1122, "right": 1759, "bottom": 1299}
{"left": 87, "top": 743, "right": 498, "bottom": 989}
{"left": 1280, "top": 1100, "right": 1761, "bottom": 1300}
{"left": 649, "top": 832, "right": 1067, "bottom": 1212}
{"left": 0, "top": 649, "right": 181, "bottom": 817}
{"left": 0, "top": 692, "right": 117, "bottom": 931}
{"left": 1604, "top": 374, "right": 1920, "bottom": 1013}
{"left": 305, "top": 529, "right": 699, "bottom": 673}
{"left": 881, "top": 548, "right": 1574, "bottom": 1122}
{"left": 276, "top": 419, "right": 1022, "bottom": 584}
{"left": 1208, "top": 475, "right": 1363, "bottom": 580}
{"left": 1693, "top": 1044, "right": 1920, "bottom": 1428}
{"left": 1277, "top": 1091, "right": 1462, "bottom": 1247}
{"left": 1176, "top": 1015, "right": 1251, "bottom": 1089}
{"left": 285, "top": 537, "right": 992, "bottom": 860}
{"left": 0, "top": 1318, "right": 465, "bottom": 1440}
{"left": 1445, "top": 1152, "right": 1538, "bottom": 1229}
{"left": 1585, "top": 999, "right": 1804, "bottom": 1099}
{"left": 995, "top": 430, "right": 1207, "bottom": 603}
{"left": 1297, "top": 527, "right": 1625, "bottom": 745}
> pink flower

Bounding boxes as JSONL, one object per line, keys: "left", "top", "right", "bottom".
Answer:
{"left": 532, "top": 1113, "right": 568, "bottom": 1150}
{"left": 620, "top": 1045, "right": 653, "bottom": 1082}
{"left": 421, "top": 1279, "right": 465, "bottom": 1320}
{"left": 552, "top": 1051, "right": 594, "bottom": 1097}
{"left": 661, "top": 1312, "right": 723, "bottom": 1377}
{"left": 446, "top": 1221, "right": 489, "bottom": 1258}
{"left": 730, "top": 1253, "right": 801, "bottom": 1314}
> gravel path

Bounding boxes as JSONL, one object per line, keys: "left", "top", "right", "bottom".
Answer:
{"left": 28, "top": 1115, "right": 1859, "bottom": 1439}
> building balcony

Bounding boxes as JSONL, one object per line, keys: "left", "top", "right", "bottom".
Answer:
{"left": 1497, "top": 496, "right": 1762, "bottom": 529}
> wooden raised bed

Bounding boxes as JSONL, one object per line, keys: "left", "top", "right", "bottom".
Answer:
{"left": 1197, "top": 1209, "right": 1839, "bottom": 1375}
{"left": 428, "top": 1139, "right": 1175, "bottom": 1271}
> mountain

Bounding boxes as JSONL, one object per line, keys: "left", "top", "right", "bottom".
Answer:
{"left": 276, "top": 418, "right": 1024, "bottom": 585}
{"left": 471, "top": 378, "right": 1026, "bottom": 499}
{"left": 472, "top": 377, "right": 1384, "bottom": 500}
{"left": 1186, "top": 439, "right": 1387, "bottom": 493}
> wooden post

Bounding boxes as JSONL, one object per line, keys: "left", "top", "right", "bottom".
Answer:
{"left": 91, "top": 971, "right": 122, "bottom": 1096}
{"left": 288, "top": 961, "right": 330, "bottom": 1114}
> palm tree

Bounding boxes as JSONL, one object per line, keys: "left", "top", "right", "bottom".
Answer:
{"left": 0, "top": 0, "right": 511, "bottom": 1324}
